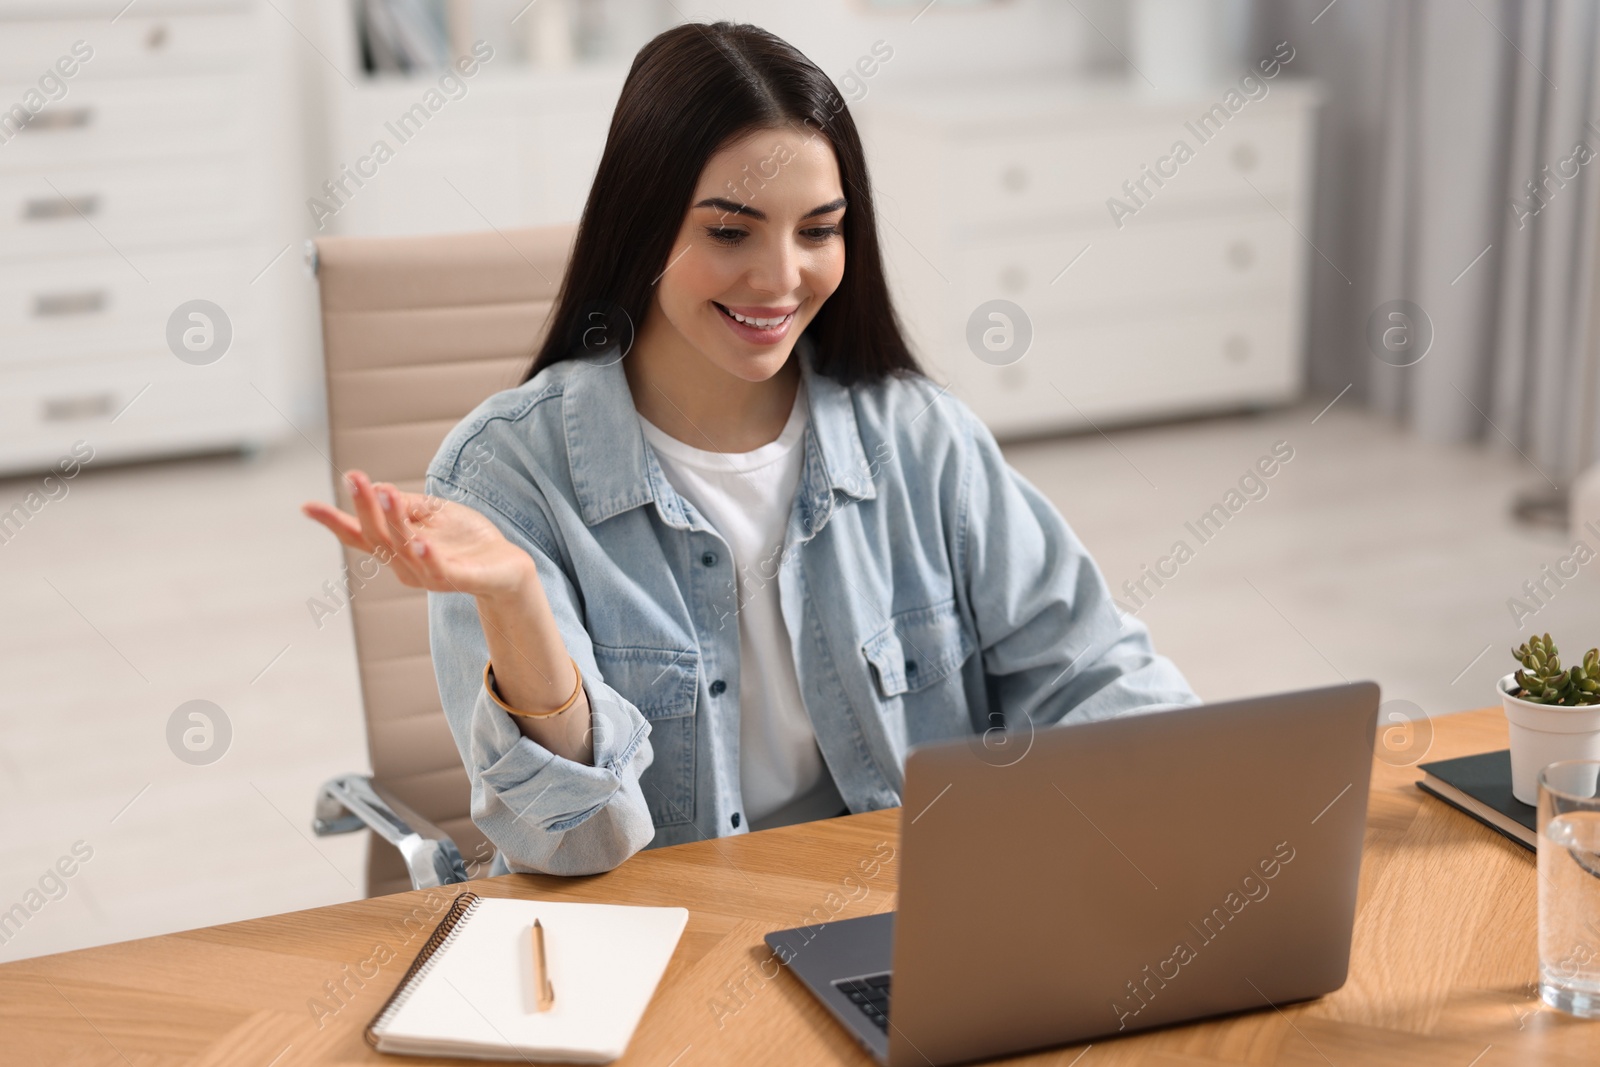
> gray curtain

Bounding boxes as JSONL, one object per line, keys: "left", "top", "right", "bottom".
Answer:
{"left": 1259, "top": 0, "right": 1600, "bottom": 484}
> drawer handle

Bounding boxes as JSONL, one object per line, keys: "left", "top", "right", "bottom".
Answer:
{"left": 24, "top": 194, "right": 100, "bottom": 221}
{"left": 1223, "top": 335, "right": 1251, "bottom": 362}
{"left": 19, "top": 106, "right": 93, "bottom": 132}
{"left": 1226, "top": 241, "right": 1256, "bottom": 270}
{"left": 1231, "top": 143, "right": 1260, "bottom": 172}
{"left": 33, "top": 289, "right": 109, "bottom": 317}
{"left": 42, "top": 392, "right": 117, "bottom": 421}
{"left": 1001, "top": 165, "right": 1029, "bottom": 192}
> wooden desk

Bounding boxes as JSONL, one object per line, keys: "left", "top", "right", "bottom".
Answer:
{"left": 3, "top": 707, "right": 1595, "bottom": 1066}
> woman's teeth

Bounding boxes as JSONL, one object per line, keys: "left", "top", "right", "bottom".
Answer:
{"left": 720, "top": 305, "right": 793, "bottom": 328}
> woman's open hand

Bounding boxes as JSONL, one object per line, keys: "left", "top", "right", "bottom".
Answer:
{"left": 301, "top": 469, "right": 536, "bottom": 602}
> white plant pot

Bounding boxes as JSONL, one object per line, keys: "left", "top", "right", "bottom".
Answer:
{"left": 1128, "top": 0, "right": 1251, "bottom": 94}
{"left": 1500, "top": 673, "right": 1600, "bottom": 805}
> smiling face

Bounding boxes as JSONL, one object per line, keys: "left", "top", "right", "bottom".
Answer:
{"left": 647, "top": 124, "right": 847, "bottom": 384}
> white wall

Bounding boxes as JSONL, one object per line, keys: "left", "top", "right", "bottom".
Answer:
{"left": 672, "top": 0, "right": 1115, "bottom": 85}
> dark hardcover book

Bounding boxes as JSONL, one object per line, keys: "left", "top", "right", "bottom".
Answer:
{"left": 1416, "top": 749, "right": 1535, "bottom": 852}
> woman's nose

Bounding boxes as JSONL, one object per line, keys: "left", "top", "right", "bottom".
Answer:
{"left": 746, "top": 241, "right": 802, "bottom": 294}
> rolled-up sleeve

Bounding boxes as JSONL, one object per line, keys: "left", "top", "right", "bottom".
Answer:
{"left": 952, "top": 408, "right": 1200, "bottom": 726}
{"left": 425, "top": 474, "right": 657, "bottom": 875}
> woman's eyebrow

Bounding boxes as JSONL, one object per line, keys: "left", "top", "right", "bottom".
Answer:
{"left": 695, "top": 197, "right": 762, "bottom": 219}
{"left": 802, "top": 197, "right": 847, "bottom": 219}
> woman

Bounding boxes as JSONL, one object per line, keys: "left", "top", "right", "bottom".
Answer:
{"left": 302, "top": 22, "right": 1197, "bottom": 876}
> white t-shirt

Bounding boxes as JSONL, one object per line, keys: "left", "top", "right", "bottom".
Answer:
{"left": 638, "top": 380, "right": 846, "bottom": 830}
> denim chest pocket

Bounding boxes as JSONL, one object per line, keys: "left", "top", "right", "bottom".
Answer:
{"left": 589, "top": 642, "right": 698, "bottom": 827}
{"left": 861, "top": 599, "right": 977, "bottom": 699}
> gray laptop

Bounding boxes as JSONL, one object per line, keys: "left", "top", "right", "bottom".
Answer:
{"left": 765, "top": 681, "right": 1379, "bottom": 1065}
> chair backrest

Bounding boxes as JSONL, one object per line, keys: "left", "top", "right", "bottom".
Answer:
{"left": 313, "top": 224, "right": 574, "bottom": 895}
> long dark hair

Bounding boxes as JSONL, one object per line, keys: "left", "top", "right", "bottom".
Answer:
{"left": 523, "top": 21, "right": 921, "bottom": 386}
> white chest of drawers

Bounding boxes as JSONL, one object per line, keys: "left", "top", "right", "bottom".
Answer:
{"left": 0, "top": 0, "right": 294, "bottom": 476}
{"left": 860, "top": 78, "right": 1321, "bottom": 437}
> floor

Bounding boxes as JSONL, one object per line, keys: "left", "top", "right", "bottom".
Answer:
{"left": 1, "top": 396, "right": 1592, "bottom": 962}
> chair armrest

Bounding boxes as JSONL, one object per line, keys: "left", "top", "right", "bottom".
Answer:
{"left": 313, "top": 773, "right": 470, "bottom": 890}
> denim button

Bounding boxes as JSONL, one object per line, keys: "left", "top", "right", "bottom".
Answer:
{"left": 702, "top": 552, "right": 717, "bottom": 567}
{"left": 731, "top": 812, "right": 741, "bottom": 828}
{"left": 905, "top": 660, "right": 918, "bottom": 676}
{"left": 710, "top": 679, "right": 727, "bottom": 696}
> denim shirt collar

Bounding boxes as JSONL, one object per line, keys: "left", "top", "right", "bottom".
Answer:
{"left": 560, "top": 336, "right": 878, "bottom": 531}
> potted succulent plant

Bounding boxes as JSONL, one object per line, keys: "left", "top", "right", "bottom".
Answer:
{"left": 1501, "top": 635, "right": 1600, "bottom": 804}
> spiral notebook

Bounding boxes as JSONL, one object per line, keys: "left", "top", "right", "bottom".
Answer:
{"left": 366, "top": 893, "right": 689, "bottom": 1063}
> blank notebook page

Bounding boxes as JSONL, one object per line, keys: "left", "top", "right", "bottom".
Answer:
{"left": 373, "top": 897, "right": 689, "bottom": 1063}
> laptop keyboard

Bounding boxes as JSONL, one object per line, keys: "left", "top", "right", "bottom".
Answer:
{"left": 835, "top": 974, "right": 892, "bottom": 1032}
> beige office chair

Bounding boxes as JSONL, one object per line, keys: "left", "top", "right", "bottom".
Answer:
{"left": 307, "top": 223, "right": 575, "bottom": 897}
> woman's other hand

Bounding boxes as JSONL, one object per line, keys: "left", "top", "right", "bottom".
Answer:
{"left": 305, "top": 469, "right": 591, "bottom": 763}
{"left": 301, "top": 469, "right": 535, "bottom": 601}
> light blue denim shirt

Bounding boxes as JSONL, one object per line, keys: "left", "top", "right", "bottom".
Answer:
{"left": 425, "top": 340, "right": 1199, "bottom": 876}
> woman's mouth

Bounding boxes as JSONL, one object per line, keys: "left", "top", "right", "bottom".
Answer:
{"left": 714, "top": 302, "right": 798, "bottom": 345}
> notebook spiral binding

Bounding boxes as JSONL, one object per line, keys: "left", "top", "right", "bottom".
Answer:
{"left": 364, "top": 891, "right": 483, "bottom": 1048}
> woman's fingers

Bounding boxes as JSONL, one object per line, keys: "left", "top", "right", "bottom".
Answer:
{"left": 375, "top": 486, "right": 454, "bottom": 592}
{"left": 383, "top": 485, "right": 430, "bottom": 533}
{"left": 304, "top": 472, "right": 468, "bottom": 593}
{"left": 346, "top": 471, "right": 399, "bottom": 560}
{"left": 391, "top": 492, "right": 479, "bottom": 593}
{"left": 304, "top": 472, "right": 450, "bottom": 591}
{"left": 405, "top": 531, "right": 440, "bottom": 585}
{"left": 374, "top": 485, "right": 431, "bottom": 586}
{"left": 389, "top": 488, "right": 452, "bottom": 555}
{"left": 383, "top": 483, "right": 426, "bottom": 560}
{"left": 405, "top": 492, "right": 448, "bottom": 527}
{"left": 300, "top": 501, "right": 371, "bottom": 553}
{"left": 342, "top": 471, "right": 428, "bottom": 586}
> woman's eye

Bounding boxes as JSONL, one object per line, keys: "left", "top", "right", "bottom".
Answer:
{"left": 802, "top": 226, "right": 840, "bottom": 242}
{"left": 706, "top": 227, "right": 746, "bottom": 244}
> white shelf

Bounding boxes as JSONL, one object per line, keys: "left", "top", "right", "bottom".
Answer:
{"left": 0, "top": 0, "right": 297, "bottom": 476}
{"left": 859, "top": 77, "right": 1322, "bottom": 437}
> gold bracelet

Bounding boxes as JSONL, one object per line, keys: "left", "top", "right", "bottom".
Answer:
{"left": 484, "top": 656, "right": 583, "bottom": 719}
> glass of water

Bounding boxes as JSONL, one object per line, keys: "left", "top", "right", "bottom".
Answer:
{"left": 1538, "top": 760, "right": 1600, "bottom": 1017}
